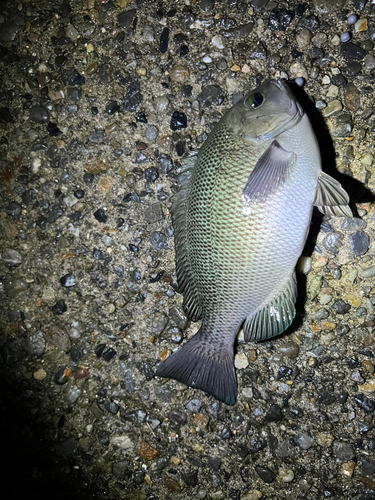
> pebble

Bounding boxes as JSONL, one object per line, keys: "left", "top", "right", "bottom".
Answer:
{"left": 169, "top": 64, "right": 190, "bottom": 82}
{"left": 93, "top": 208, "right": 107, "bottom": 223}
{"left": 51, "top": 299, "right": 68, "bottom": 315}
{"left": 212, "top": 35, "right": 224, "bottom": 49}
{"left": 347, "top": 14, "right": 358, "bottom": 25}
{"left": 278, "top": 341, "right": 299, "bottom": 358}
{"left": 278, "top": 468, "right": 294, "bottom": 483}
{"left": 33, "top": 368, "right": 47, "bottom": 381}
{"left": 348, "top": 231, "right": 369, "bottom": 256}
{"left": 160, "top": 27, "right": 169, "bottom": 53}
{"left": 234, "top": 353, "right": 249, "bottom": 369}
{"left": 268, "top": 9, "right": 294, "bottom": 31}
{"left": 254, "top": 465, "right": 275, "bottom": 483}
{"left": 295, "top": 432, "right": 315, "bottom": 450}
{"left": 321, "top": 99, "right": 342, "bottom": 117}
{"left": 332, "top": 299, "right": 351, "bottom": 314}
{"left": 2, "top": 248, "right": 22, "bottom": 267}
{"left": 186, "top": 399, "right": 202, "bottom": 413}
{"left": 341, "top": 42, "right": 366, "bottom": 60}
{"left": 197, "top": 85, "right": 222, "bottom": 107}
{"left": 145, "top": 125, "right": 159, "bottom": 141}
{"left": 170, "top": 111, "right": 187, "bottom": 131}
{"left": 322, "top": 232, "right": 344, "bottom": 254}
{"left": 60, "top": 273, "right": 75, "bottom": 287}
{"left": 30, "top": 106, "right": 49, "bottom": 124}
{"left": 352, "top": 393, "right": 375, "bottom": 413}
{"left": 317, "top": 432, "right": 334, "bottom": 447}
{"left": 153, "top": 95, "right": 169, "bottom": 114}
{"left": 354, "top": 18, "right": 368, "bottom": 32}
{"left": 23, "top": 331, "right": 46, "bottom": 357}
{"left": 341, "top": 461, "right": 356, "bottom": 477}
{"left": 296, "top": 30, "right": 313, "bottom": 50}
{"left": 333, "top": 441, "right": 355, "bottom": 460}
{"left": 341, "top": 32, "right": 351, "bottom": 43}
{"left": 138, "top": 440, "right": 159, "bottom": 461}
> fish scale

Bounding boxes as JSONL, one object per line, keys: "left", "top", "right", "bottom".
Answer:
{"left": 155, "top": 79, "right": 352, "bottom": 405}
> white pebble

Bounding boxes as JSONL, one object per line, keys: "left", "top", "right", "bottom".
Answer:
{"left": 295, "top": 77, "right": 305, "bottom": 87}
{"left": 297, "top": 256, "right": 312, "bottom": 275}
{"left": 347, "top": 14, "right": 358, "bottom": 25}
{"left": 234, "top": 353, "right": 249, "bottom": 369}
{"left": 202, "top": 55, "right": 212, "bottom": 63}
{"left": 211, "top": 35, "right": 224, "bottom": 49}
{"left": 341, "top": 32, "right": 351, "bottom": 42}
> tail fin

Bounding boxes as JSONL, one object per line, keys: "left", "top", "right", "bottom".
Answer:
{"left": 155, "top": 331, "right": 237, "bottom": 406}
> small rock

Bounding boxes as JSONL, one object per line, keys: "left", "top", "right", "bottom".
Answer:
{"left": 341, "top": 42, "right": 367, "bottom": 61}
{"left": 170, "top": 111, "right": 187, "bottom": 131}
{"left": 278, "top": 468, "right": 294, "bottom": 483}
{"left": 45, "top": 324, "right": 71, "bottom": 352}
{"left": 23, "top": 331, "right": 46, "bottom": 357}
{"left": 234, "top": 353, "right": 249, "bottom": 369}
{"left": 333, "top": 441, "right": 355, "bottom": 460}
{"left": 332, "top": 299, "right": 351, "bottom": 314}
{"left": 138, "top": 441, "right": 159, "bottom": 461}
{"left": 348, "top": 231, "right": 369, "bottom": 256}
{"left": 278, "top": 341, "right": 299, "bottom": 358}
{"left": 186, "top": 399, "right": 202, "bottom": 412}
{"left": 268, "top": 9, "right": 294, "bottom": 31}
{"left": 169, "top": 64, "right": 190, "bottom": 82}
{"left": 2, "top": 248, "right": 22, "bottom": 267}
{"left": 60, "top": 273, "right": 75, "bottom": 287}
{"left": 150, "top": 231, "right": 168, "bottom": 250}
{"left": 295, "top": 432, "right": 314, "bottom": 450}
{"left": 51, "top": 299, "right": 68, "bottom": 316}
{"left": 254, "top": 465, "right": 275, "bottom": 483}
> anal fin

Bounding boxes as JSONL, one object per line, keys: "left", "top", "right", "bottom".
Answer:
{"left": 243, "top": 273, "right": 297, "bottom": 342}
{"left": 314, "top": 172, "right": 353, "bottom": 217}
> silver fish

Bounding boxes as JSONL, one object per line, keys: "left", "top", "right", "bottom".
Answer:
{"left": 156, "top": 79, "right": 352, "bottom": 405}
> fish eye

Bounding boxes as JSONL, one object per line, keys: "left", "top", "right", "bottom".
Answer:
{"left": 245, "top": 92, "right": 264, "bottom": 109}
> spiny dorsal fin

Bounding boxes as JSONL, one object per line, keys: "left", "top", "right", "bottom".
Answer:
{"left": 242, "top": 141, "right": 296, "bottom": 203}
{"left": 314, "top": 172, "right": 353, "bottom": 218}
{"left": 243, "top": 273, "right": 297, "bottom": 342}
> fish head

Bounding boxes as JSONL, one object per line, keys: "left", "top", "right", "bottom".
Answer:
{"left": 227, "top": 79, "right": 304, "bottom": 143}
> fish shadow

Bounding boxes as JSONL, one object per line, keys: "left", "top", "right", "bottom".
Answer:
{"left": 264, "top": 82, "right": 375, "bottom": 340}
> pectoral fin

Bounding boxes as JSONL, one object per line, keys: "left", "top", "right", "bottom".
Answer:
{"left": 243, "top": 273, "right": 297, "bottom": 342}
{"left": 314, "top": 172, "right": 353, "bottom": 217}
{"left": 242, "top": 141, "right": 296, "bottom": 203}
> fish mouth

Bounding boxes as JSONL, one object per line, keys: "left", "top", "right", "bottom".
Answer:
{"left": 255, "top": 79, "right": 304, "bottom": 142}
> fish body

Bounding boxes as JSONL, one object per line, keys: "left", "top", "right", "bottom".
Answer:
{"left": 156, "top": 79, "right": 352, "bottom": 405}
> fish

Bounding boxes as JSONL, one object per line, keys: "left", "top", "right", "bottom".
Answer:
{"left": 155, "top": 79, "right": 352, "bottom": 405}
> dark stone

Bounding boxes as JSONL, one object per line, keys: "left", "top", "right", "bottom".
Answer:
{"left": 331, "top": 74, "right": 347, "bottom": 87}
{"left": 95, "top": 343, "right": 106, "bottom": 357}
{"left": 341, "top": 42, "right": 367, "bottom": 61}
{"left": 97, "top": 430, "right": 110, "bottom": 446}
{"left": 60, "top": 274, "right": 75, "bottom": 287}
{"left": 144, "top": 167, "right": 159, "bottom": 183}
{"left": 222, "top": 22, "right": 254, "bottom": 39}
{"left": 30, "top": 106, "right": 49, "bottom": 124}
{"left": 83, "top": 172, "right": 94, "bottom": 186}
{"left": 181, "top": 470, "right": 198, "bottom": 487}
{"left": 207, "top": 456, "right": 221, "bottom": 470}
{"left": 318, "top": 390, "right": 336, "bottom": 405}
{"left": 5, "top": 201, "right": 22, "bottom": 217}
{"left": 170, "top": 111, "right": 187, "bottom": 131}
{"left": 229, "top": 489, "right": 240, "bottom": 500}
{"left": 180, "top": 44, "right": 189, "bottom": 56}
{"left": 61, "top": 67, "right": 85, "bottom": 86}
{"left": 74, "top": 189, "right": 84, "bottom": 199}
{"left": 48, "top": 205, "right": 63, "bottom": 223}
{"left": 353, "top": 0, "right": 367, "bottom": 10}
{"left": 55, "top": 54, "right": 67, "bottom": 67}
{"left": 36, "top": 216, "right": 48, "bottom": 230}
{"left": 0, "top": 45, "right": 19, "bottom": 63}
{"left": 150, "top": 231, "right": 168, "bottom": 250}
{"left": 277, "top": 366, "right": 293, "bottom": 380}
{"left": 102, "top": 348, "right": 117, "bottom": 362}
{"left": 268, "top": 9, "right": 294, "bottom": 31}
{"left": 343, "top": 62, "right": 362, "bottom": 76}
{"left": 159, "top": 154, "right": 174, "bottom": 174}
{"left": 181, "top": 84, "right": 193, "bottom": 98}
{"left": 361, "top": 458, "right": 375, "bottom": 476}
{"left": 51, "top": 299, "right": 67, "bottom": 315}
{"left": 124, "top": 81, "right": 142, "bottom": 112}
{"left": 332, "top": 299, "right": 351, "bottom": 314}
{"left": 106, "top": 101, "right": 120, "bottom": 114}
{"left": 197, "top": 85, "right": 222, "bottom": 107}
{"left": 322, "top": 232, "right": 344, "bottom": 254}
{"left": 297, "top": 15, "right": 320, "bottom": 29}
{"left": 348, "top": 230, "right": 369, "bottom": 256}
{"left": 254, "top": 465, "right": 275, "bottom": 483}
{"left": 143, "top": 363, "right": 155, "bottom": 381}
{"left": 0, "top": 107, "right": 14, "bottom": 124}
{"left": 117, "top": 9, "right": 135, "bottom": 27}
{"left": 54, "top": 366, "right": 69, "bottom": 384}
{"left": 105, "top": 401, "right": 119, "bottom": 414}
{"left": 94, "top": 208, "right": 107, "bottom": 223}
{"left": 22, "top": 189, "right": 35, "bottom": 205}
{"left": 169, "top": 409, "right": 187, "bottom": 425}
{"left": 249, "top": 438, "right": 267, "bottom": 453}
{"left": 265, "top": 404, "right": 283, "bottom": 422}
{"left": 160, "top": 27, "right": 169, "bottom": 54}
{"left": 220, "top": 426, "right": 232, "bottom": 439}
{"left": 352, "top": 394, "right": 375, "bottom": 413}
{"left": 47, "top": 122, "right": 63, "bottom": 136}
{"left": 176, "top": 141, "right": 185, "bottom": 156}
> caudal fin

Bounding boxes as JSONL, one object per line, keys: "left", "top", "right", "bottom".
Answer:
{"left": 155, "top": 331, "right": 237, "bottom": 406}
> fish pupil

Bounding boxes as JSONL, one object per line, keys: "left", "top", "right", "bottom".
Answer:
{"left": 252, "top": 92, "right": 263, "bottom": 108}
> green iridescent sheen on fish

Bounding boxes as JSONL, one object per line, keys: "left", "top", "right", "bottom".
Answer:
{"left": 156, "top": 79, "right": 352, "bottom": 405}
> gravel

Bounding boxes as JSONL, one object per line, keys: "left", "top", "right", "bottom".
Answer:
{"left": 1, "top": 1, "right": 375, "bottom": 499}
